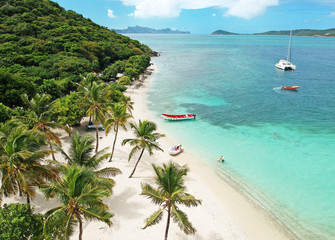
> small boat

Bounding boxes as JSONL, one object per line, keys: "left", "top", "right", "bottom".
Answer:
{"left": 168, "top": 145, "right": 183, "bottom": 155}
{"left": 281, "top": 86, "right": 300, "bottom": 90}
{"left": 161, "top": 114, "right": 196, "bottom": 120}
{"left": 275, "top": 30, "right": 296, "bottom": 71}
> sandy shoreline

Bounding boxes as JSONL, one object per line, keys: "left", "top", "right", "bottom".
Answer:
{"left": 2, "top": 64, "right": 293, "bottom": 240}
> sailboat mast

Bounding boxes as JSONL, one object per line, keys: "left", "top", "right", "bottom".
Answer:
{"left": 287, "top": 30, "right": 292, "bottom": 62}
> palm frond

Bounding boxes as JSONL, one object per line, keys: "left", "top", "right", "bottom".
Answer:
{"left": 141, "top": 183, "right": 165, "bottom": 205}
{"left": 142, "top": 208, "right": 164, "bottom": 229}
{"left": 127, "top": 145, "right": 140, "bottom": 162}
{"left": 80, "top": 205, "right": 114, "bottom": 226}
{"left": 177, "top": 193, "right": 202, "bottom": 207}
{"left": 95, "top": 167, "right": 122, "bottom": 178}
{"left": 171, "top": 206, "right": 196, "bottom": 235}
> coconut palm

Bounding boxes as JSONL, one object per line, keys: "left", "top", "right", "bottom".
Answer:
{"left": 141, "top": 162, "right": 202, "bottom": 240}
{"left": 122, "top": 120, "right": 165, "bottom": 178}
{"left": 105, "top": 103, "right": 132, "bottom": 162}
{"left": 120, "top": 96, "right": 134, "bottom": 114}
{"left": 77, "top": 82, "right": 110, "bottom": 152}
{"left": 55, "top": 131, "right": 121, "bottom": 191}
{"left": 0, "top": 124, "right": 58, "bottom": 204}
{"left": 42, "top": 165, "right": 113, "bottom": 240}
{"left": 20, "top": 93, "right": 70, "bottom": 160}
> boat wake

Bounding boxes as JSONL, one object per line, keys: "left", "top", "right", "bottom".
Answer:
{"left": 272, "top": 87, "right": 283, "bottom": 94}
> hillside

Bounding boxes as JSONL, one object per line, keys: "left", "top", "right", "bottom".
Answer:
{"left": 113, "top": 25, "right": 190, "bottom": 34}
{"left": 0, "top": 0, "right": 153, "bottom": 108}
{"left": 211, "top": 30, "right": 239, "bottom": 35}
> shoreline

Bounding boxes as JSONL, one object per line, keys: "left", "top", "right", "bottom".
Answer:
{"left": 1, "top": 63, "right": 296, "bottom": 239}
{"left": 126, "top": 63, "right": 295, "bottom": 240}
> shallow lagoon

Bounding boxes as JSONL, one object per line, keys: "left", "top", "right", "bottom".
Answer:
{"left": 129, "top": 34, "right": 335, "bottom": 239}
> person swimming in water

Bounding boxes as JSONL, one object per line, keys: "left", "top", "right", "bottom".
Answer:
{"left": 217, "top": 156, "right": 224, "bottom": 162}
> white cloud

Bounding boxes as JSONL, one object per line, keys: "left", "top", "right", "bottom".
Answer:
{"left": 121, "top": 0, "right": 278, "bottom": 19}
{"left": 128, "top": 12, "right": 134, "bottom": 16}
{"left": 212, "top": 13, "right": 216, "bottom": 17}
{"left": 330, "top": 12, "right": 335, "bottom": 16}
{"left": 108, "top": 9, "right": 116, "bottom": 18}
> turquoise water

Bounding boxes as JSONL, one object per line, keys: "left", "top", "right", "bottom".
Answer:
{"left": 129, "top": 34, "right": 335, "bottom": 239}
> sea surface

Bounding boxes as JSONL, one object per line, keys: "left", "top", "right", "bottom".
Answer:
{"left": 127, "top": 34, "right": 335, "bottom": 240}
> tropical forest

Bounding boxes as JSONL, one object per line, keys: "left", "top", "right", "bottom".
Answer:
{"left": 0, "top": 0, "right": 202, "bottom": 239}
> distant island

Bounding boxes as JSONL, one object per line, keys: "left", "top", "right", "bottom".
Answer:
{"left": 211, "top": 30, "right": 239, "bottom": 35}
{"left": 113, "top": 25, "right": 190, "bottom": 34}
{"left": 211, "top": 28, "right": 335, "bottom": 37}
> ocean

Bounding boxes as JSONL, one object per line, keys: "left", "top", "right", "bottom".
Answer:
{"left": 127, "top": 34, "right": 335, "bottom": 240}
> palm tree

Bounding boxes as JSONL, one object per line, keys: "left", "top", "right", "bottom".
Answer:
{"left": 105, "top": 103, "right": 132, "bottom": 162}
{"left": 20, "top": 93, "right": 70, "bottom": 160}
{"left": 77, "top": 82, "right": 110, "bottom": 152}
{"left": 122, "top": 120, "right": 165, "bottom": 178}
{"left": 0, "top": 124, "right": 58, "bottom": 204}
{"left": 121, "top": 96, "right": 134, "bottom": 114}
{"left": 141, "top": 162, "right": 202, "bottom": 240}
{"left": 55, "top": 131, "right": 121, "bottom": 191}
{"left": 42, "top": 165, "right": 113, "bottom": 240}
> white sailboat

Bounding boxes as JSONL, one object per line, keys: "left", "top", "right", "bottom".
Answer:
{"left": 275, "top": 30, "right": 296, "bottom": 71}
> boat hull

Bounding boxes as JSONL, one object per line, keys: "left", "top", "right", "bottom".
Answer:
{"left": 275, "top": 60, "right": 296, "bottom": 71}
{"left": 168, "top": 145, "right": 183, "bottom": 155}
{"left": 281, "top": 86, "right": 300, "bottom": 90}
{"left": 161, "top": 114, "right": 196, "bottom": 120}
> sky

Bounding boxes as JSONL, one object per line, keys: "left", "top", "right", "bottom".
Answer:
{"left": 52, "top": 0, "right": 335, "bottom": 34}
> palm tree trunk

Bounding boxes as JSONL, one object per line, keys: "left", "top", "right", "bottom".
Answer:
{"left": 109, "top": 125, "right": 118, "bottom": 162}
{"left": 77, "top": 213, "right": 83, "bottom": 240}
{"left": 49, "top": 141, "right": 56, "bottom": 160}
{"left": 26, "top": 194, "right": 30, "bottom": 205}
{"left": 129, "top": 148, "right": 144, "bottom": 178}
{"left": 95, "top": 127, "right": 99, "bottom": 153}
{"left": 165, "top": 205, "right": 171, "bottom": 240}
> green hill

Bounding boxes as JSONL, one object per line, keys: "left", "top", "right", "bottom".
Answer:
{"left": 211, "top": 28, "right": 335, "bottom": 37}
{"left": 0, "top": 0, "right": 153, "bottom": 108}
{"left": 211, "top": 30, "right": 239, "bottom": 35}
{"left": 254, "top": 28, "right": 335, "bottom": 37}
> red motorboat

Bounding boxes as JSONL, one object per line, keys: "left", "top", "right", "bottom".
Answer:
{"left": 161, "top": 114, "right": 196, "bottom": 120}
{"left": 281, "top": 86, "right": 300, "bottom": 90}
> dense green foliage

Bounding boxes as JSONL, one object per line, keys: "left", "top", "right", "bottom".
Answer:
{"left": 0, "top": 0, "right": 153, "bottom": 109}
{"left": 0, "top": 203, "right": 44, "bottom": 240}
{"left": 51, "top": 91, "right": 86, "bottom": 127}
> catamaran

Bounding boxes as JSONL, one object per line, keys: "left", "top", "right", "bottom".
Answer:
{"left": 275, "top": 30, "right": 296, "bottom": 71}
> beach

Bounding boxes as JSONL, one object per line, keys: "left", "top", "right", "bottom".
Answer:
{"left": 2, "top": 64, "right": 293, "bottom": 240}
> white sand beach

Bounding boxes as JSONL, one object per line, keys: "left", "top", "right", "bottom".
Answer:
{"left": 2, "top": 64, "right": 292, "bottom": 240}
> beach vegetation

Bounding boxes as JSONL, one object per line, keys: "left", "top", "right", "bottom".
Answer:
{"left": 120, "top": 96, "right": 134, "bottom": 114}
{"left": 118, "top": 76, "right": 131, "bottom": 85}
{"left": 141, "top": 162, "right": 202, "bottom": 240}
{"left": 77, "top": 81, "right": 110, "bottom": 152}
{"left": 19, "top": 93, "right": 70, "bottom": 160}
{"left": 105, "top": 102, "right": 133, "bottom": 161}
{"left": 51, "top": 91, "right": 87, "bottom": 130}
{"left": 0, "top": 0, "right": 153, "bottom": 113}
{"left": 54, "top": 131, "right": 122, "bottom": 191}
{"left": 0, "top": 203, "right": 45, "bottom": 240}
{"left": 0, "top": 123, "right": 58, "bottom": 204}
{"left": 122, "top": 120, "right": 165, "bottom": 178}
{"left": 42, "top": 165, "right": 113, "bottom": 240}
{"left": 0, "top": 103, "right": 12, "bottom": 123}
